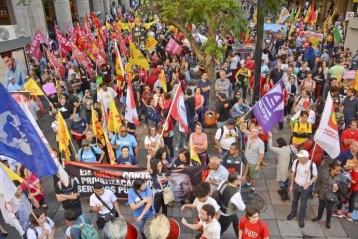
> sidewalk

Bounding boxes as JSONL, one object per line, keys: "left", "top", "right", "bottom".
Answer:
{"left": 1, "top": 113, "right": 357, "bottom": 239}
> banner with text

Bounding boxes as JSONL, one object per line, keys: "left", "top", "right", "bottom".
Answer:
{"left": 304, "top": 31, "right": 323, "bottom": 48}
{"left": 65, "top": 161, "right": 242, "bottom": 199}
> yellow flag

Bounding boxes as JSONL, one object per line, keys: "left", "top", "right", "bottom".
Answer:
{"left": 58, "top": 113, "right": 71, "bottom": 160}
{"left": 143, "top": 20, "right": 158, "bottom": 29}
{"left": 22, "top": 78, "right": 44, "bottom": 96}
{"left": 129, "top": 42, "right": 149, "bottom": 70}
{"left": 146, "top": 35, "right": 158, "bottom": 51}
{"left": 106, "top": 21, "right": 111, "bottom": 30}
{"left": 104, "top": 130, "right": 116, "bottom": 165}
{"left": 0, "top": 163, "right": 23, "bottom": 182}
{"left": 108, "top": 100, "right": 121, "bottom": 133}
{"left": 91, "top": 106, "right": 105, "bottom": 146}
{"left": 159, "top": 69, "right": 167, "bottom": 92}
{"left": 190, "top": 149, "right": 201, "bottom": 165}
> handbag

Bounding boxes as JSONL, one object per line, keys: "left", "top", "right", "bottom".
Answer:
{"left": 158, "top": 175, "right": 174, "bottom": 205}
{"left": 325, "top": 191, "right": 339, "bottom": 203}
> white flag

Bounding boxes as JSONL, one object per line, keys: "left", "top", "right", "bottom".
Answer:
{"left": 0, "top": 164, "right": 24, "bottom": 236}
{"left": 20, "top": 102, "right": 69, "bottom": 186}
{"left": 279, "top": 7, "right": 290, "bottom": 23}
{"left": 125, "top": 78, "right": 140, "bottom": 126}
{"left": 314, "top": 93, "right": 340, "bottom": 158}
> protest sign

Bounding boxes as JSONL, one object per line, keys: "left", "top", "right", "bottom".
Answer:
{"left": 42, "top": 83, "right": 57, "bottom": 95}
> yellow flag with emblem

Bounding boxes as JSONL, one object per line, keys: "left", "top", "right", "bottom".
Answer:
{"left": 190, "top": 149, "right": 201, "bottom": 165}
{"left": 22, "top": 78, "right": 44, "bottom": 96}
{"left": 146, "top": 35, "right": 158, "bottom": 51}
{"left": 91, "top": 106, "right": 105, "bottom": 146}
{"left": 104, "top": 129, "right": 116, "bottom": 165}
{"left": 108, "top": 100, "right": 122, "bottom": 133}
{"left": 58, "top": 112, "right": 71, "bottom": 160}
{"left": 129, "top": 42, "right": 150, "bottom": 70}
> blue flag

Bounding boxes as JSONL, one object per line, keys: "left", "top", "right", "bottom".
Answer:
{"left": 253, "top": 80, "right": 284, "bottom": 133}
{"left": 0, "top": 83, "right": 57, "bottom": 177}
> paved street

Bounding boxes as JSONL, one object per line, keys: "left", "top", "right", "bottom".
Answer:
{"left": 1, "top": 107, "right": 357, "bottom": 239}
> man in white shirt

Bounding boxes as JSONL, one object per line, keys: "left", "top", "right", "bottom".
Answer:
{"left": 215, "top": 71, "right": 231, "bottom": 98}
{"left": 287, "top": 150, "right": 318, "bottom": 228}
{"left": 214, "top": 119, "right": 239, "bottom": 158}
{"left": 205, "top": 157, "right": 229, "bottom": 192}
{"left": 90, "top": 182, "right": 124, "bottom": 232}
{"left": 217, "top": 172, "right": 246, "bottom": 237}
{"left": 97, "top": 83, "right": 118, "bottom": 112}
{"left": 182, "top": 204, "right": 221, "bottom": 239}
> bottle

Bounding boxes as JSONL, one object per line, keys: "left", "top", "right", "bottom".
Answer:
{"left": 333, "top": 182, "right": 338, "bottom": 192}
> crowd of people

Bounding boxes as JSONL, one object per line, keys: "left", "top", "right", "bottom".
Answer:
{"left": 1, "top": 0, "right": 358, "bottom": 239}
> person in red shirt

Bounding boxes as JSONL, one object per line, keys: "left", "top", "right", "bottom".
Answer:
{"left": 341, "top": 120, "right": 358, "bottom": 151}
{"left": 245, "top": 57, "right": 255, "bottom": 71}
{"left": 238, "top": 207, "right": 269, "bottom": 239}
{"left": 141, "top": 85, "right": 155, "bottom": 128}
{"left": 346, "top": 155, "right": 358, "bottom": 221}
{"left": 248, "top": 72, "right": 264, "bottom": 97}
{"left": 260, "top": 75, "right": 273, "bottom": 97}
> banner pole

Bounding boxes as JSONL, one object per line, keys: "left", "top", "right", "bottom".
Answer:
{"left": 19, "top": 196, "right": 43, "bottom": 229}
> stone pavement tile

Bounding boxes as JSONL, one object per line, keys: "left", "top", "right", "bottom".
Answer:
{"left": 265, "top": 219, "right": 280, "bottom": 236}
{"left": 272, "top": 205, "right": 291, "bottom": 220}
{"left": 318, "top": 220, "right": 348, "bottom": 238}
{"left": 260, "top": 205, "right": 276, "bottom": 220}
{"left": 308, "top": 196, "right": 319, "bottom": 206}
{"left": 268, "top": 191, "right": 291, "bottom": 206}
{"left": 277, "top": 220, "right": 302, "bottom": 237}
{"left": 340, "top": 218, "right": 358, "bottom": 239}
{"left": 300, "top": 221, "right": 325, "bottom": 238}
{"left": 260, "top": 191, "right": 272, "bottom": 205}
{"left": 256, "top": 178, "right": 268, "bottom": 191}
{"left": 327, "top": 238, "right": 351, "bottom": 239}
{"left": 180, "top": 233, "right": 192, "bottom": 239}
{"left": 304, "top": 206, "right": 317, "bottom": 220}
{"left": 266, "top": 179, "right": 279, "bottom": 192}
{"left": 262, "top": 167, "right": 277, "bottom": 179}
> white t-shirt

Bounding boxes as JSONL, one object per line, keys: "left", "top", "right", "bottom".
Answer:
{"left": 199, "top": 218, "right": 221, "bottom": 239}
{"left": 29, "top": 100, "right": 40, "bottom": 121}
{"left": 215, "top": 126, "right": 238, "bottom": 150}
{"left": 193, "top": 196, "right": 220, "bottom": 220}
{"left": 97, "top": 88, "right": 118, "bottom": 110}
{"left": 292, "top": 160, "right": 318, "bottom": 186}
{"left": 26, "top": 217, "right": 54, "bottom": 239}
{"left": 89, "top": 189, "right": 117, "bottom": 214}
{"left": 144, "top": 134, "right": 164, "bottom": 151}
{"left": 230, "top": 56, "right": 240, "bottom": 70}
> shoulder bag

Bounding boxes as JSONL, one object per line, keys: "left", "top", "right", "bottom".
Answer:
{"left": 95, "top": 193, "right": 115, "bottom": 230}
{"left": 158, "top": 175, "right": 174, "bottom": 205}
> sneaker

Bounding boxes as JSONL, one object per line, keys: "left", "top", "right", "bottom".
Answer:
{"left": 312, "top": 217, "right": 321, "bottom": 222}
{"left": 283, "top": 116, "right": 287, "bottom": 122}
{"left": 248, "top": 189, "right": 256, "bottom": 197}
{"left": 241, "top": 183, "right": 252, "bottom": 189}
{"left": 286, "top": 114, "right": 291, "bottom": 119}
{"left": 332, "top": 210, "right": 346, "bottom": 218}
{"left": 346, "top": 214, "right": 353, "bottom": 222}
{"left": 183, "top": 145, "right": 188, "bottom": 149}
{"left": 175, "top": 147, "right": 179, "bottom": 151}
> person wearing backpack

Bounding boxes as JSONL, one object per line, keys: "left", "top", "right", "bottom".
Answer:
{"left": 238, "top": 206, "right": 269, "bottom": 239}
{"left": 26, "top": 208, "right": 55, "bottom": 239}
{"left": 76, "top": 139, "right": 105, "bottom": 163}
{"left": 64, "top": 208, "right": 99, "bottom": 239}
{"left": 214, "top": 119, "right": 238, "bottom": 159}
{"left": 287, "top": 150, "right": 318, "bottom": 228}
{"left": 55, "top": 176, "right": 82, "bottom": 217}
{"left": 291, "top": 111, "right": 312, "bottom": 148}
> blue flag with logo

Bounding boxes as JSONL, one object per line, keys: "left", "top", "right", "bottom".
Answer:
{"left": 253, "top": 80, "right": 284, "bottom": 133}
{"left": 0, "top": 83, "right": 57, "bottom": 177}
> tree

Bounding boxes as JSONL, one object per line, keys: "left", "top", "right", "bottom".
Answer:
{"left": 150, "top": 0, "right": 247, "bottom": 104}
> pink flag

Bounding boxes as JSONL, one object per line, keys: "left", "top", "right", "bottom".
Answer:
{"left": 169, "top": 84, "right": 189, "bottom": 133}
{"left": 29, "top": 30, "right": 46, "bottom": 60}
{"left": 47, "top": 50, "right": 65, "bottom": 78}
{"left": 165, "top": 38, "right": 182, "bottom": 55}
{"left": 55, "top": 26, "right": 72, "bottom": 57}
{"left": 71, "top": 45, "right": 94, "bottom": 77}
{"left": 125, "top": 77, "right": 140, "bottom": 126}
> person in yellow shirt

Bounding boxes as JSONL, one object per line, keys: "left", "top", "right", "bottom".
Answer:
{"left": 235, "top": 64, "right": 251, "bottom": 100}
{"left": 291, "top": 111, "right": 312, "bottom": 147}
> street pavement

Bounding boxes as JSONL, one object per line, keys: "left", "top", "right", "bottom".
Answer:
{"left": 1, "top": 107, "right": 358, "bottom": 239}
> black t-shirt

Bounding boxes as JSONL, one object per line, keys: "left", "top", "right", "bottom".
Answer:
{"left": 297, "top": 70, "right": 308, "bottom": 81}
{"left": 54, "top": 180, "right": 81, "bottom": 210}
{"left": 71, "top": 78, "right": 82, "bottom": 93}
{"left": 49, "top": 93, "right": 69, "bottom": 105}
{"left": 55, "top": 103, "right": 73, "bottom": 119}
{"left": 185, "top": 97, "right": 196, "bottom": 118}
{"left": 68, "top": 95, "right": 80, "bottom": 110}
{"left": 216, "top": 99, "right": 232, "bottom": 122}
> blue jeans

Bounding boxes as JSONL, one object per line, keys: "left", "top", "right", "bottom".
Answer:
{"left": 278, "top": 180, "right": 289, "bottom": 188}
{"left": 291, "top": 183, "right": 312, "bottom": 219}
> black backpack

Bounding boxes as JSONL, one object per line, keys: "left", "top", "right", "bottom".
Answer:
{"left": 218, "top": 126, "right": 238, "bottom": 141}
{"left": 211, "top": 180, "right": 228, "bottom": 207}
{"left": 80, "top": 146, "right": 100, "bottom": 161}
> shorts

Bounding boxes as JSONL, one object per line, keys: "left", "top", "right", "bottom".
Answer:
{"left": 248, "top": 163, "right": 260, "bottom": 179}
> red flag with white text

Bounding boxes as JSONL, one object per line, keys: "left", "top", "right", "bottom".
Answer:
{"left": 55, "top": 26, "right": 72, "bottom": 57}
{"left": 170, "top": 84, "right": 189, "bottom": 133}
{"left": 29, "top": 30, "right": 46, "bottom": 60}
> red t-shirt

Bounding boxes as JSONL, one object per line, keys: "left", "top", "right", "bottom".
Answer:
{"left": 245, "top": 62, "right": 255, "bottom": 71}
{"left": 141, "top": 91, "right": 155, "bottom": 105}
{"left": 261, "top": 82, "right": 272, "bottom": 96}
{"left": 239, "top": 218, "right": 269, "bottom": 239}
{"left": 163, "top": 99, "right": 172, "bottom": 110}
{"left": 350, "top": 170, "right": 358, "bottom": 191}
{"left": 146, "top": 74, "right": 159, "bottom": 89}
{"left": 340, "top": 129, "right": 358, "bottom": 151}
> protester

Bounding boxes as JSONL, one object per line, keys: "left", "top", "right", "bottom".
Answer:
{"left": 238, "top": 207, "right": 269, "bottom": 239}
{"left": 189, "top": 122, "right": 208, "bottom": 165}
{"left": 55, "top": 176, "right": 82, "bottom": 217}
{"left": 111, "top": 125, "right": 139, "bottom": 158}
{"left": 144, "top": 125, "right": 165, "bottom": 154}
{"left": 214, "top": 119, "right": 239, "bottom": 158}
{"left": 77, "top": 139, "right": 104, "bottom": 163}
{"left": 116, "top": 146, "right": 138, "bottom": 165}
{"left": 26, "top": 208, "right": 55, "bottom": 239}
{"left": 205, "top": 156, "right": 229, "bottom": 192}
{"left": 64, "top": 208, "right": 98, "bottom": 239}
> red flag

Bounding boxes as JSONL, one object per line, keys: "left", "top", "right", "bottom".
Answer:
{"left": 169, "top": 84, "right": 189, "bottom": 133}
{"left": 29, "top": 30, "right": 46, "bottom": 60}
{"left": 72, "top": 45, "right": 92, "bottom": 68}
{"left": 307, "top": 4, "right": 315, "bottom": 25}
{"left": 55, "top": 26, "right": 71, "bottom": 57}
{"left": 46, "top": 49, "right": 65, "bottom": 78}
{"left": 85, "top": 13, "right": 91, "bottom": 30}
{"left": 165, "top": 38, "right": 182, "bottom": 55}
{"left": 91, "top": 12, "right": 102, "bottom": 28}
{"left": 76, "top": 31, "right": 85, "bottom": 51}
{"left": 125, "top": 77, "right": 140, "bottom": 126}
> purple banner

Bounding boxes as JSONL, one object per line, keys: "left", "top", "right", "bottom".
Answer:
{"left": 253, "top": 80, "right": 284, "bottom": 132}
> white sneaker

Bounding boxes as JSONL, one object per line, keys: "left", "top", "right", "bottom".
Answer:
{"left": 183, "top": 145, "right": 188, "bottom": 149}
{"left": 283, "top": 117, "right": 287, "bottom": 122}
{"left": 175, "top": 147, "right": 179, "bottom": 151}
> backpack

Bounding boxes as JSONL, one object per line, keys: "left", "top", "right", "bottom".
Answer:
{"left": 296, "top": 94, "right": 313, "bottom": 105}
{"left": 218, "top": 126, "right": 238, "bottom": 141}
{"left": 28, "top": 218, "right": 51, "bottom": 238}
{"left": 293, "top": 159, "right": 313, "bottom": 179}
{"left": 72, "top": 215, "right": 99, "bottom": 239}
{"left": 211, "top": 180, "right": 228, "bottom": 207}
{"left": 288, "top": 145, "right": 298, "bottom": 173}
{"left": 80, "top": 146, "right": 100, "bottom": 161}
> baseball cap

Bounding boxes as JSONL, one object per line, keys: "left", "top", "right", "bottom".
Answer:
{"left": 82, "top": 139, "right": 90, "bottom": 145}
{"left": 72, "top": 113, "right": 81, "bottom": 122}
{"left": 296, "top": 150, "right": 309, "bottom": 158}
{"left": 303, "top": 101, "right": 311, "bottom": 107}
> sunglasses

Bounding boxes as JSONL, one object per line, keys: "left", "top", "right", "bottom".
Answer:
{"left": 83, "top": 144, "right": 89, "bottom": 147}
{"left": 121, "top": 131, "right": 127, "bottom": 133}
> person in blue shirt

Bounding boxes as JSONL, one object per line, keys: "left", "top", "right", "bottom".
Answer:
{"left": 336, "top": 140, "right": 358, "bottom": 167}
{"left": 128, "top": 178, "right": 155, "bottom": 238}
{"left": 77, "top": 139, "right": 104, "bottom": 163}
{"left": 64, "top": 208, "right": 94, "bottom": 239}
{"left": 7, "top": 77, "right": 21, "bottom": 91}
{"left": 1, "top": 51, "right": 27, "bottom": 88}
{"left": 111, "top": 125, "right": 139, "bottom": 158}
{"left": 116, "top": 146, "right": 138, "bottom": 165}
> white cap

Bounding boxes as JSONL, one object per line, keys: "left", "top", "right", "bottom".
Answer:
{"left": 296, "top": 150, "right": 309, "bottom": 158}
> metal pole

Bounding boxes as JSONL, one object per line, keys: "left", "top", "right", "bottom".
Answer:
{"left": 253, "top": 0, "right": 264, "bottom": 104}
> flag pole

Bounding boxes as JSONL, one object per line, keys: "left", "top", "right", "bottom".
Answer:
{"left": 19, "top": 196, "right": 43, "bottom": 229}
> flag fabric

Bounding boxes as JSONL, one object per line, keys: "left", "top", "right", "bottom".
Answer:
{"left": 19, "top": 102, "right": 68, "bottom": 186}
{"left": 108, "top": 100, "right": 121, "bottom": 133}
{"left": 307, "top": 4, "right": 316, "bottom": 25}
{"left": 72, "top": 45, "right": 93, "bottom": 73}
{"left": 0, "top": 83, "right": 57, "bottom": 177}
{"left": 91, "top": 106, "right": 105, "bottom": 146}
{"left": 76, "top": 31, "right": 86, "bottom": 51}
{"left": 159, "top": 69, "right": 167, "bottom": 92}
{"left": 333, "top": 27, "right": 343, "bottom": 43}
{"left": 46, "top": 49, "right": 66, "bottom": 78}
{"left": 294, "top": 7, "right": 301, "bottom": 22}
{"left": 252, "top": 80, "right": 284, "bottom": 133}
{"left": 106, "top": 21, "right": 111, "bottom": 30}
{"left": 145, "top": 35, "right": 158, "bottom": 51}
{"left": 85, "top": 13, "right": 91, "bottom": 30}
{"left": 22, "top": 78, "right": 44, "bottom": 96}
{"left": 314, "top": 93, "right": 340, "bottom": 158}
{"left": 1, "top": 162, "right": 23, "bottom": 182}
{"left": 0, "top": 164, "right": 24, "bottom": 236}
{"left": 125, "top": 78, "right": 140, "bottom": 126}
{"left": 304, "top": 4, "right": 312, "bottom": 23}
{"left": 55, "top": 26, "right": 72, "bottom": 57}
{"left": 279, "top": 7, "right": 290, "bottom": 23}
{"left": 190, "top": 149, "right": 201, "bottom": 165}
{"left": 129, "top": 42, "right": 150, "bottom": 70}
{"left": 169, "top": 83, "right": 189, "bottom": 133}
{"left": 29, "top": 30, "right": 46, "bottom": 60}
{"left": 289, "top": 8, "right": 295, "bottom": 23}
{"left": 57, "top": 112, "right": 72, "bottom": 160}
{"left": 91, "top": 12, "right": 102, "bottom": 28}
{"left": 103, "top": 130, "right": 116, "bottom": 165}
